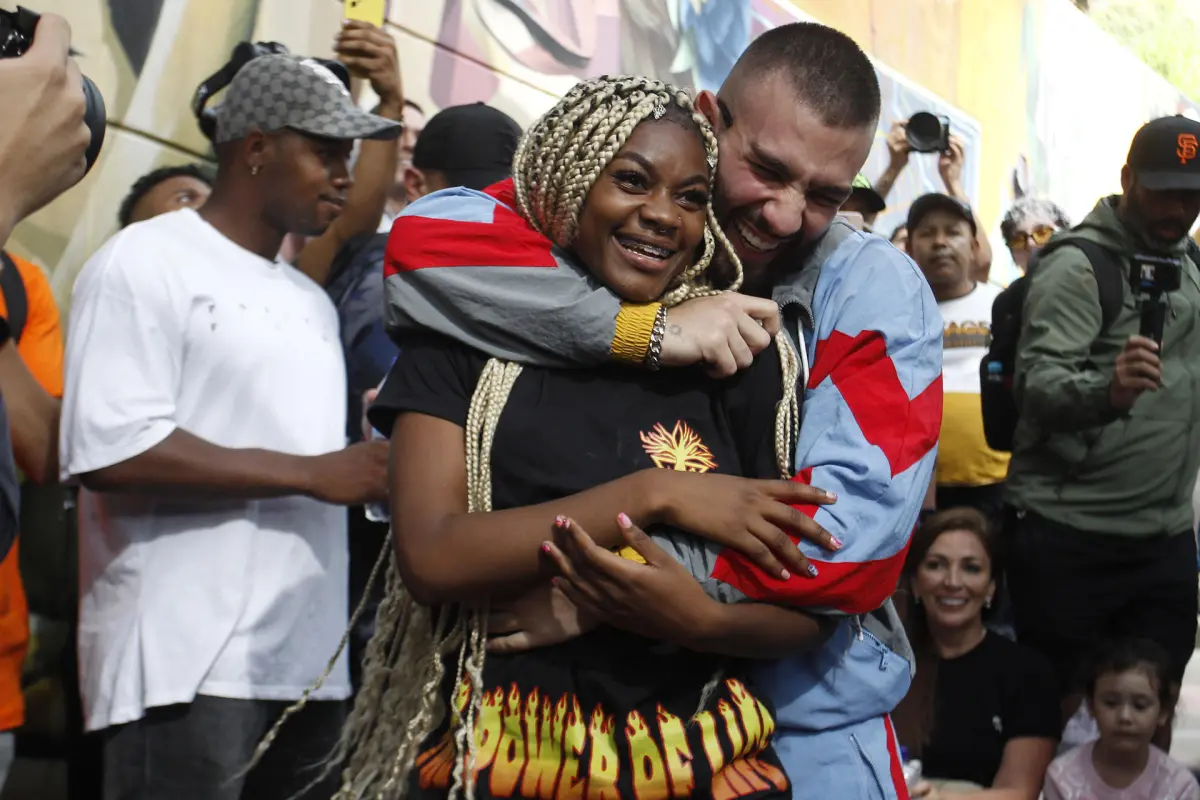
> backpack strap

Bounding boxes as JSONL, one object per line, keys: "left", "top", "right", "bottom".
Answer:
{"left": 1035, "top": 238, "right": 1124, "bottom": 335}
{"left": 0, "top": 252, "right": 28, "bottom": 344}
{"left": 1069, "top": 240, "right": 1125, "bottom": 335}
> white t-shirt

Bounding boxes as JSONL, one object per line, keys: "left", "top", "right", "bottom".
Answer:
{"left": 60, "top": 209, "right": 351, "bottom": 731}
{"left": 936, "top": 282, "right": 1011, "bottom": 487}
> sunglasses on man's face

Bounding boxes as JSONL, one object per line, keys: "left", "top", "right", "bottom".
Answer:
{"left": 1007, "top": 225, "right": 1056, "bottom": 251}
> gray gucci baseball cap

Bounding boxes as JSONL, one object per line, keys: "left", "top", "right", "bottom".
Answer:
{"left": 213, "top": 54, "right": 402, "bottom": 144}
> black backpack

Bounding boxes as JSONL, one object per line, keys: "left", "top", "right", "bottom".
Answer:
{"left": 0, "top": 251, "right": 27, "bottom": 343}
{"left": 979, "top": 239, "right": 1125, "bottom": 452}
{"left": 980, "top": 237, "right": 1200, "bottom": 452}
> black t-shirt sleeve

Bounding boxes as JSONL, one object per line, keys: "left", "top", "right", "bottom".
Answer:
{"left": 1004, "top": 642, "right": 1063, "bottom": 740}
{"left": 721, "top": 339, "right": 788, "bottom": 479}
{"left": 367, "top": 331, "right": 488, "bottom": 438}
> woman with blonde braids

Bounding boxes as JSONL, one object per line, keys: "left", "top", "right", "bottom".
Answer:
{"left": 355, "top": 76, "right": 840, "bottom": 799}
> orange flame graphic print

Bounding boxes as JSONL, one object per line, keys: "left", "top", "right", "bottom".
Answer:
{"left": 640, "top": 421, "right": 718, "bottom": 472}
{"left": 414, "top": 679, "right": 788, "bottom": 797}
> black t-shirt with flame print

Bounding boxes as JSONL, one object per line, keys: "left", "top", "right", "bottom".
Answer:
{"left": 370, "top": 331, "right": 790, "bottom": 800}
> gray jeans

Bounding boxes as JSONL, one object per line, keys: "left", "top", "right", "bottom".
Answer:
{"left": 0, "top": 731, "right": 14, "bottom": 791}
{"left": 102, "top": 695, "right": 346, "bottom": 800}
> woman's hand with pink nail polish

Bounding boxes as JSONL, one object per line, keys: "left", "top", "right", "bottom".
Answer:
{"left": 645, "top": 471, "right": 840, "bottom": 581}
{"left": 541, "top": 515, "right": 716, "bottom": 645}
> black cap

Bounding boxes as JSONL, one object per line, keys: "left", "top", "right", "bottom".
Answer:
{"left": 848, "top": 173, "right": 886, "bottom": 214}
{"left": 412, "top": 103, "right": 522, "bottom": 191}
{"left": 1127, "top": 115, "right": 1200, "bottom": 191}
{"left": 906, "top": 193, "right": 977, "bottom": 236}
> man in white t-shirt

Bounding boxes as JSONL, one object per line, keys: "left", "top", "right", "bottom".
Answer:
{"left": 907, "top": 193, "right": 1011, "bottom": 519}
{"left": 60, "top": 54, "right": 399, "bottom": 800}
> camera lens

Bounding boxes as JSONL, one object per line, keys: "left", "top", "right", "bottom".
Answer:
{"left": 907, "top": 112, "right": 945, "bottom": 154}
{"left": 81, "top": 75, "right": 106, "bottom": 172}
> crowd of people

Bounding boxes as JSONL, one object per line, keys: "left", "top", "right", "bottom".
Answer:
{"left": 3, "top": 9, "right": 1200, "bottom": 800}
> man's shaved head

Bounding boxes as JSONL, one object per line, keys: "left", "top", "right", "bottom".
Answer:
{"left": 723, "top": 22, "right": 881, "bottom": 130}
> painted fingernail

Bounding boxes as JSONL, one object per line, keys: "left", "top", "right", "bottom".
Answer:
{"left": 780, "top": 569, "right": 791, "bottom": 581}
{"left": 830, "top": 537, "right": 844, "bottom": 550}
{"left": 551, "top": 577, "right": 560, "bottom": 588}
{"left": 541, "top": 542, "right": 552, "bottom": 554}
{"left": 807, "top": 564, "right": 819, "bottom": 578}
{"left": 617, "top": 512, "right": 632, "bottom": 527}
{"left": 555, "top": 515, "right": 569, "bottom": 528}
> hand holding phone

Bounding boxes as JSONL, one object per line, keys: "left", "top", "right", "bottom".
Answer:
{"left": 344, "top": 0, "right": 386, "bottom": 28}
{"left": 334, "top": 13, "right": 401, "bottom": 107}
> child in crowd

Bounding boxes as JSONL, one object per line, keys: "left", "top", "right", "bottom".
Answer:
{"left": 1044, "top": 639, "right": 1200, "bottom": 799}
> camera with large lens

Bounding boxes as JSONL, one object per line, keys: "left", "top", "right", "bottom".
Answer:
{"left": 0, "top": 5, "right": 107, "bottom": 172}
{"left": 907, "top": 111, "right": 950, "bottom": 154}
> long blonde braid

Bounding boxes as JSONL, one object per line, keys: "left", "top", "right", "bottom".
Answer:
{"left": 254, "top": 76, "right": 802, "bottom": 800}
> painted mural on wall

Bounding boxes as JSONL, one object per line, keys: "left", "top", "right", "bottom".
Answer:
{"left": 421, "top": 0, "right": 983, "bottom": 239}
{"left": 16, "top": 0, "right": 986, "bottom": 303}
{"left": 10, "top": 0, "right": 1198, "bottom": 303}
{"left": 423, "top": 0, "right": 754, "bottom": 99}
{"left": 15, "top": 0, "right": 348, "bottom": 302}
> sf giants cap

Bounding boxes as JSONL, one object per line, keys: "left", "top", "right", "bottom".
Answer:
{"left": 1127, "top": 115, "right": 1200, "bottom": 191}
{"left": 413, "top": 103, "right": 522, "bottom": 190}
{"left": 214, "top": 54, "right": 401, "bottom": 144}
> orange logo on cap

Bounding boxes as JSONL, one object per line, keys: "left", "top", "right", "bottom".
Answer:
{"left": 1179, "top": 133, "right": 1198, "bottom": 164}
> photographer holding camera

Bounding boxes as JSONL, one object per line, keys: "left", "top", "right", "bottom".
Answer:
{"left": 0, "top": 12, "right": 92, "bottom": 247}
{"left": 1005, "top": 116, "right": 1200, "bottom": 750}
{"left": 874, "top": 115, "right": 994, "bottom": 279}
{"left": 0, "top": 9, "right": 97, "bottom": 790}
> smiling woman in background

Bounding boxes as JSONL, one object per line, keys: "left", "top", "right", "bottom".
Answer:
{"left": 894, "top": 508, "right": 1060, "bottom": 799}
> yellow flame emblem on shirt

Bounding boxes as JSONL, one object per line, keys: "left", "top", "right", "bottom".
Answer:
{"left": 639, "top": 421, "right": 718, "bottom": 473}
{"left": 617, "top": 421, "right": 718, "bottom": 565}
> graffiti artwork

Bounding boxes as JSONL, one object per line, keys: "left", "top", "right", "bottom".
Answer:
{"left": 10, "top": 0, "right": 1196, "bottom": 301}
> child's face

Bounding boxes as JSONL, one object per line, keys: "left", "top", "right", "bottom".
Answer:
{"left": 572, "top": 118, "right": 711, "bottom": 303}
{"left": 1089, "top": 667, "right": 1167, "bottom": 751}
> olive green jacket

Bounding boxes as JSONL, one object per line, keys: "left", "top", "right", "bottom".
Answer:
{"left": 1006, "top": 196, "right": 1200, "bottom": 536}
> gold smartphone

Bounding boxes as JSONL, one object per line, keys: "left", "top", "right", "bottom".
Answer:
{"left": 344, "top": 0, "right": 386, "bottom": 27}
